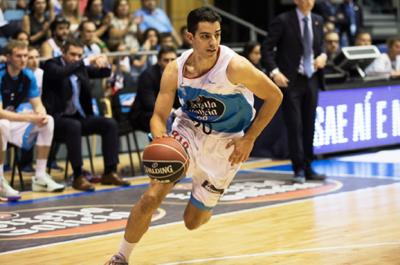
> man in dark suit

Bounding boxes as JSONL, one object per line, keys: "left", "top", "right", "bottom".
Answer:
{"left": 262, "top": 0, "right": 326, "bottom": 183}
{"left": 42, "top": 38, "right": 130, "bottom": 191}
{"left": 129, "top": 45, "right": 180, "bottom": 133}
{"left": 336, "top": 0, "right": 364, "bottom": 46}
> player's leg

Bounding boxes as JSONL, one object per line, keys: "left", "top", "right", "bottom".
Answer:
{"left": 105, "top": 180, "right": 175, "bottom": 265}
{"left": 183, "top": 199, "right": 212, "bottom": 230}
{"left": 32, "top": 115, "right": 64, "bottom": 192}
{"left": 0, "top": 120, "right": 20, "bottom": 201}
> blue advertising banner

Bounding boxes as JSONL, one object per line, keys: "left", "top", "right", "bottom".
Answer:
{"left": 314, "top": 85, "right": 400, "bottom": 154}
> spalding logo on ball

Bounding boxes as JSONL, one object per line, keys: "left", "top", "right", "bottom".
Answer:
{"left": 142, "top": 137, "right": 189, "bottom": 183}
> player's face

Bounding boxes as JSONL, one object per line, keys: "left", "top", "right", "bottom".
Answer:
{"left": 8, "top": 48, "right": 28, "bottom": 71}
{"left": 63, "top": 45, "right": 83, "bottom": 64}
{"left": 189, "top": 21, "right": 221, "bottom": 58}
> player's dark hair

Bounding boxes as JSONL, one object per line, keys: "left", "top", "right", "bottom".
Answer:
{"left": 187, "top": 7, "right": 221, "bottom": 35}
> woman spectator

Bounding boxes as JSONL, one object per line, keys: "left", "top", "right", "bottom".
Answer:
{"left": 108, "top": 0, "right": 140, "bottom": 52}
{"left": 242, "top": 41, "right": 263, "bottom": 71}
{"left": 12, "top": 30, "right": 31, "bottom": 45}
{"left": 61, "top": 0, "right": 81, "bottom": 34}
{"left": 22, "top": 0, "right": 55, "bottom": 48}
{"left": 129, "top": 27, "right": 160, "bottom": 88}
{"left": 84, "top": 0, "right": 113, "bottom": 42}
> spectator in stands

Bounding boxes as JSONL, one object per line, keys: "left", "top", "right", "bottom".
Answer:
{"left": 79, "top": 20, "right": 108, "bottom": 56}
{"left": 22, "top": 0, "right": 55, "bottom": 48}
{"left": 12, "top": 30, "right": 30, "bottom": 44}
{"left": 244, "top": 41, "right": 287, "bottom": 159}
{"left": 365, "top": 37, "right": 400, "bottom": 78}
{"left": 61, "top": 0, "right": 81, "bottom": 34}
{"left": 159, "top": 32, "right": 175, "bottom": 48}
{"left": 42, "top": 38, "right": 130, "bottom": 191}
{"left": 83, "top": 0, "right": 113, "bottom": 42}
{"left": 0, "top": 40, "right": 65, "bottom": 202}
{"left": 179, "top": 25, "right": 191, "bottom": 50}
{"left": 314, "top": 0, "right": 338, "bottom": 26}
{"left": 336, "top": 0, "right": 363, "bottom": 46}
{"left": 134, "top": 0, "right": 181, "bottom": 46}
{"left": 109, "top": 0, "right": 140, "bottom": 52}
{"left": 128, "top": 27, "right": 160, "bottom": 87}
{"left": 129, "top": 45, "right": 179, "bottom": 133}
{"left": 41, "top": 15, "right": 70, "bottom": 58}
{"left": 325, "top": 31, "right": 341, "bottom": 61}
{"left": 354, "top": 30, "right": 372, "bottom": 46}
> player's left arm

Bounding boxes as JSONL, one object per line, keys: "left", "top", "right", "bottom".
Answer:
{"left": 226, "top": 55, "right": 283, "bottom": 165}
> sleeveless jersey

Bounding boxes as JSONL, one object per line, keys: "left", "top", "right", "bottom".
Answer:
{"left": 176, "top": 45, "right": 255, "bottom": 136}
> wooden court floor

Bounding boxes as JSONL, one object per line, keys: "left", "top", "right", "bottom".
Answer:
{"left": 1, "top": 156, "right": 400, "bottom": 265}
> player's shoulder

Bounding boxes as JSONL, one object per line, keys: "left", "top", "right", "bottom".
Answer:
{"left": 162, "top": 60, "right": 179, "bottom": 81}
{"left": 228, "top": 53, "right": 253, "bottom": 73}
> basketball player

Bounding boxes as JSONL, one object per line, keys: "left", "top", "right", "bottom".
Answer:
{"left": 0, "top": 40, "right": 64, "bottom": 202}
{"left": 105, "top": 7, "right": 282, "bottom": 264}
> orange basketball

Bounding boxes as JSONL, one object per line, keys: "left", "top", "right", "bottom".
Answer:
{"left": 142, "top": 137, "right": 189, "bottom": 183}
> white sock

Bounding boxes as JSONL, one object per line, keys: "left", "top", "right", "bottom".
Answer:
{"left": 35, "top": 159, "right": 47, "bottom": 177}
{"left": 118, "top": 238, "right": 136, "bottom": 261}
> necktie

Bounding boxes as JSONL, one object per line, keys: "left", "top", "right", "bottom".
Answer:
{"left": 70, "top": 75, "right": 86, "bottom": 117}
{"left": 302, "top": 17, "right": 313, "bottom": 78}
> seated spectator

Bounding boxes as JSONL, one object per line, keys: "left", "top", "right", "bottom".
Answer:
{"left": 128, "top": 27, "right": 160, "bottom": 87}
{"left": 41, "top": 15, "right": 70, "bottom": 58}
{"left": 365, "top": 37, "right": 400, "bottom": 78}
{"left": 79, "top": 20, "right": 108, "bottom": 56}
{"left": 22, "top": 0, "right": 55, "bottom": 48}
{"left": 354, "top": 30, "right": 372, "bottom": 46}
{"left": 12, "top": 30, "right": 30, "bottom": 44}
{"left": 0, "top": 40, "right": 65, "bottom": 201}
{"left": 242, "top": 41, "right": 263, "bottom": 71}
{"left": 129, "top": 45, "right": 179, "bottom": 132}
{"left": 179, "top": 25, "right": 191, "bottom": 50}
{"left": 108, "top": 0, "right": 140, "bottom": 52}
{"left": 61, "top": 0, "right": 81, "bottom": 34}
{"left": 83, "top": 0, "right": 113, "bottom": 42}
{"left": 160, "top": 32, "right": 175, "bottom": 48}
{"left": 42, "top": 38, "right": 130, "bottom": 191}
{"left": 325, "top": 31, "right": 341, "bottom": 62}
{"left": 134, "top": 0, "right": 181, "bottom": 46}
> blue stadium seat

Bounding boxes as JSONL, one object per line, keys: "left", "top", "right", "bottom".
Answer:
{"left": 0, "top": 37, "right": 8, "bottom": 47}
{"left": 4, "top": 9, "right": 25, "bottom": 21}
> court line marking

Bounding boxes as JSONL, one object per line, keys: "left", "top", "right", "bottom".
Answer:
{"left": 1, "top": 181, "right": 399, "bottom": 256}
{"left": 243, "top": 168, "right": 400, "bottom": 180}
{"left": 159, "top": 241, "right": 400, "bottom": 265}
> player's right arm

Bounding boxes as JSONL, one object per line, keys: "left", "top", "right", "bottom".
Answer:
{"left": 150, "top": 61, "right": 178, "bottom": 139}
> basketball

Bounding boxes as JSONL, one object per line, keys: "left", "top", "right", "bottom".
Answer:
{"left": 142, "top": 137, "right": 189, "bottom": 183}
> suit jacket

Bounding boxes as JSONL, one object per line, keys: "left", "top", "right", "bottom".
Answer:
{"left": 129, "top": 63, "right": 180, "bottom": 132}
{"left": 262, "top": 10, "right": 325, "bottom": 90}
{"left": 42, "top": 56, "right": 111, "bottom": 118}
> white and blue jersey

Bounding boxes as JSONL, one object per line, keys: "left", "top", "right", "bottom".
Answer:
{"left": 170, "top": 45, "right": 255, "bottom": 209}
{"left": 176, "top": 45, "right": 255, "bottom": 136}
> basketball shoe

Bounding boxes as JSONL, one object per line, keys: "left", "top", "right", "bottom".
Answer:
{"left": 0, "top": 176, "right": 21, "bottom": 202}
{"left": 32, "top": 173, "right": 65, "bottom": 192}
{"left": 104, "top": 253, "right": 128, "bottom": 265}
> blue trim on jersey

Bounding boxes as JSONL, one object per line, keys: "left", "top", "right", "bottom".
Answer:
{"left": 21, "top": 123, "right": 37, "bottom": 150}
{"left": 0, "top": 67, "right": 40, "bottom": 103}
{"left": 178, "top": 86, "right": 253, "bottom": 133}
{"left": 189, "top": 194, "right": 213, "bottom": 211}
